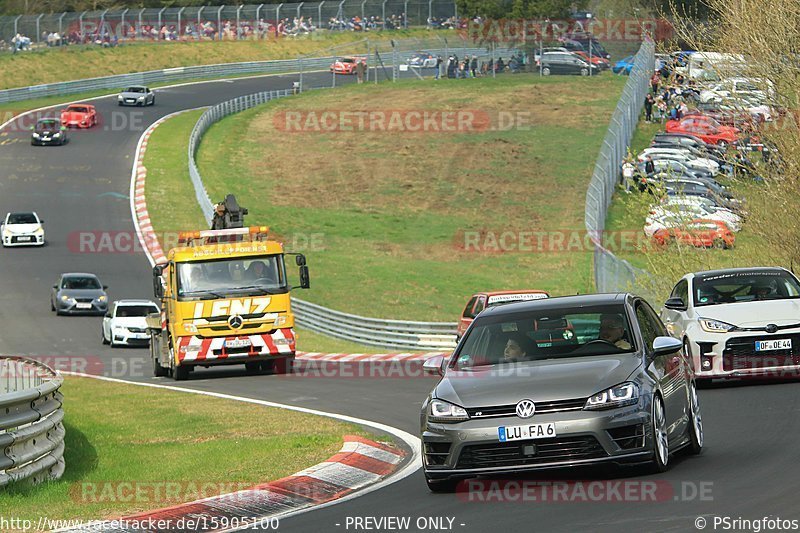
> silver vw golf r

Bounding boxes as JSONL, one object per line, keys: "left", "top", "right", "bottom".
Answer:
{"left": 420, "top": 294, "right": 703, "bottom": 492}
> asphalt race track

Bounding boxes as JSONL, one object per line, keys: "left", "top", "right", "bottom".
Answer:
{"left": 1, "top": 71, "right": 799, "bottom": 533}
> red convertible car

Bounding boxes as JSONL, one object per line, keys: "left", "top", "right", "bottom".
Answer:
{"left": 652, "top": 219, "right": 735, "bottom": 249}
{"left": 330, "top": 56, "right": 366, "bottom": 75}
{"left": 665, "top": 116, "right": 738, "bottom": 146}
{"left": 60, "top": 104, "right": 97, "bottom": 128}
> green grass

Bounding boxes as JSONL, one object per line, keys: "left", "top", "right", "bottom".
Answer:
{"left": 182, "top": 73, "right": 627, "bottom": 320}
{"left": 143, "top": 110, "right": 377, "bottom": 353}
{"left": 0, "top": 376, "right": 370, "bottom": 521}
{"left": 0, "top": 28, "right": 435, "bottom": 90}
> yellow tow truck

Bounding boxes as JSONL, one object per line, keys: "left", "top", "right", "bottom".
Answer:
{"left": 147, "top": 224, "right": 310, "bottom": 380}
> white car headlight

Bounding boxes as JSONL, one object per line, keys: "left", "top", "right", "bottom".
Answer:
{"left": 97, "top": 295, "right": 107, "bottom": 302}
{"left": 33, "top": 226, "right": 43, "bottom": 234}
{"left": 61, "top": 295, "right": 72, "bottom": 302}
{"left": 53, "top": 132, "right": 61, "bottom": 137}
{"left": 699, "top": 318, "right": 736, "bottom": 333}
{"left": 585, "top": 382, "right": 639, "bottom": 410}
{"left": 32, "top": 132, "right": 40, "bottom": 138}
{"left": 429, "top": 399, "right": 469, "bottom": 422}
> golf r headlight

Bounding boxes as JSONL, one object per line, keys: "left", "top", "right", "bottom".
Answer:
{"left": 97, "top": 295, "right": 107, "bottom": 302}
{"left": 61, "top": 295, "right": 72, "bottom": 302}
{"left": 699, "top": 318, "right": 736, "bottom": 333}
{"left": 585, "top": 382, "right": 640, "bottom": 410}
{"left": 429, "top": 399, "right": 469, "bottom": 423}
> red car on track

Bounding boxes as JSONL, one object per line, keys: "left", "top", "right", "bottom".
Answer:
{"left": 456, "top": 290, "right": 550, "bottom": 340}
{"left": 60, "top": 104, "right": 97, "bottom": 128}
{"left": 651, "top": 219, "right": 735, "bottom": 249}
{"left": 330, "top": 56, "right": 366, "bottom": 75}
{"left": 665, "top": 116, "right": 738, "bottom": 146}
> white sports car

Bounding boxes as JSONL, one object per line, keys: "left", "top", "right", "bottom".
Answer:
{"left": 102, "top": 299, "right": 160, "bottom": 347}
{"left": 660, "top": 267, "right": 800, "bottom": 380}
{"left": 2, "top": 212, "right": 44, "bottom": 246}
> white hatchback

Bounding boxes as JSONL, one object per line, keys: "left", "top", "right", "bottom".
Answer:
{"left": 2, "top": 212, "right": 44, "bottom": 246}
{"left": 660, "top": 267, "right": 800, "bottom": 380}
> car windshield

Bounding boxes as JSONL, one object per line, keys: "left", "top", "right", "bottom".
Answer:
{"left": 452, "top": 305, "right": 635, "bottom": 370}
{"left": 8, "top": 213, "right": 37, "bottom": 224}
{"left": 116, "top": 305, "right": 158, "bottom": 317}
{"left": 694, "top": 270, "right": 800, "bottom": 307}
{"left": 62, "top": 276, "right": 101, "bottom": 289}
{"left": 68, "top": 106, "right": 88, "bottom": 113}
{"left": 177, "top": 254, "right": 287, "bottom": 300}
{"left": 340, "top": 58, "right": 355, "bottom": 63}
{"left": 126, "top": 87, "right": 145, "bottom": 93}
{"left": 38, "top": 120, "right": 58, "bottom": 128}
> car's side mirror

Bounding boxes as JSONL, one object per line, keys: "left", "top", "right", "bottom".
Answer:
{"left": 60, "top": 126, "right": 67, "bottom": 131}
{"left": 52, "top": 284, "right": 57, "bottom": 289}
{"left": 423, "top": 355, "right": 445, "bottom": 376}
{"left": 663, "top": 296, "right": 687, "bottom": 310}
{"left": 652, "top": 336, "right": 682, "bottom": 356}
{"left": 295, "top": 254, "right": 306, "bottom": 266}
{"left": 102, "top": 285, "right": 108, "bottom": 290}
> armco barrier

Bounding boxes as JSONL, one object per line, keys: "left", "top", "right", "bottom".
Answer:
{"left": 0, "top": 56, "right": 336, "bottom": 104}
{"left": 0, "top": 357, "right": 65, "bottom": 487}
{"left": 293, "top": 298, "right": 458, "bottom": 351}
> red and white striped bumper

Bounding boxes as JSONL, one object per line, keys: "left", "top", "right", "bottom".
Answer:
{"left": 177, "top": 328, "right": 295, "bottom": 363}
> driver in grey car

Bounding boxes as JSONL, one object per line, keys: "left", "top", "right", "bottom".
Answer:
{"left": 599, "top": 313, "right": 632, "bottom": 350}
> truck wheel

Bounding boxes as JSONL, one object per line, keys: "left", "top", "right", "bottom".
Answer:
{"left": 151, "top": 336, "right": 167, "bottom": 377}
{"left": 272, "top": 356, "right": 295, "bottom": 375}
{"left": 171, "top": 364, "right": 189, "bottom": 381}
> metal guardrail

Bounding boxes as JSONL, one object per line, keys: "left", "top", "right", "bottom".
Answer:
{"left": 293, "top": 298, "right": 458, "bottom": 350}
{"left": 0, "top": 55, "right": 338, "bottom": 104}
{"left": 0, "top": 357, "right": 65, "bottom": 488}
{"left": 584, "top": 39, "right": 658, "bottom": 303}
{"left": 184, "top": 45, "right": 521, "bottom": 350}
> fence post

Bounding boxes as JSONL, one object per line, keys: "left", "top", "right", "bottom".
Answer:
{"left": 318, "top": 2, "right": 324, "bottom": 29}
{"left": 58, "top": 12, "right": 66, "bottom": 37}
{"left": 36, "top": 14, "right": 43, "bottom": 43}
{"left": 158, "top": 7, "right": 166, "bottom": 35}
{"left": 403, "top": 0, "right": 408, "bottom": 28}
{"left": 256, "top": 4, "right": 263, "bottom": 38}
{"left": 120, "top": 8, "right": 129, "bottom": 41}
{"left": 236, "top": 5, "right": 243, "bottom": 40}
{"left": 178, "top": 7, "right": 185, "bottom": 40}
{"left": 276, "top": 4, "right": 282, "bottom": 34}
{"left": 382, "top": 0, "right": 386, "bottom": 27}
{"left": 217, "top": 5, "right": 224, "bottom": 40}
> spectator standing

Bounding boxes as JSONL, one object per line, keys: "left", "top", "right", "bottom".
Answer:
{"left": 644, "top": 156, "right": 655, "bottom": 176}
{"left": 621, "top": 154, "right": 636, "bottom": 192}
{"left": 470, "top": 55, "right": 478, "bottom": 77}
{"left": 644, "top": 93, "right": 654, "bottom": 122}
{"left": 355, "top": 59, "right": 366, "bottom": 84}
{"left": 650, "top": 72, "right": 660, "bottom": 94}
{"left": 435, "top": 55, "right": 442, "bottom": 80}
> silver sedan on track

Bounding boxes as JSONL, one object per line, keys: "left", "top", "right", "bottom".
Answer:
{"left": 420, "top": 293, "right": 703, "bottom": 492}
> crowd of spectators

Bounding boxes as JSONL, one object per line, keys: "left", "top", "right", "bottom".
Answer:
{"left": 441, "top": 51, "right": 526, "bottom": 78}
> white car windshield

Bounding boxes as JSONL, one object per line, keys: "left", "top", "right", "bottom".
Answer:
{"left": 8, "top": 213, "right": 37, "bottom": 224}
{"left": 694, "top": 271, "right": 800, "bottom": 307}
{"left": 116, "top": 305, "right": 158, "bottom": 317}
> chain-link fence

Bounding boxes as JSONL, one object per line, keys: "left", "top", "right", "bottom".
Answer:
{"left": 584, "top": 38, "right": 658, "bottom": 303}
{"left": 0, "top": 0, "right": 457, "bottom": 49}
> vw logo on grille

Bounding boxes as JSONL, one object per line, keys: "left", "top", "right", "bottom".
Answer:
{"left": 228, "top": 315, "right": 244, "bottom": 329}
{"left": 515, "top": 399, "right": 536, "bottom": 419}
{"left": 765, "top": 324, "right": 779, "bottom": 334}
